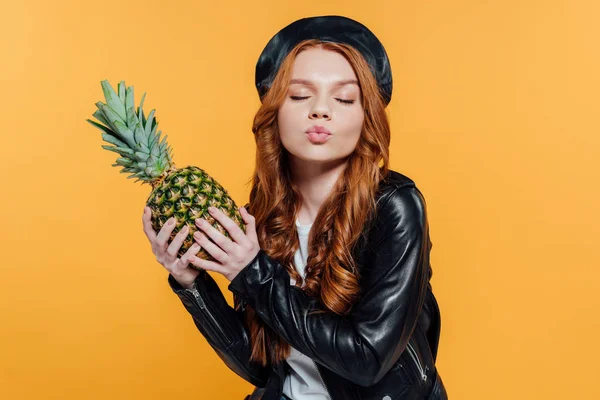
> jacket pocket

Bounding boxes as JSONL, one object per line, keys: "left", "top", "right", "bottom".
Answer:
{"left": 353, "top": 353, "right": 414, "bottom": 399}
{"left": 406, "top": 336, "right": 429, "bottom": 384}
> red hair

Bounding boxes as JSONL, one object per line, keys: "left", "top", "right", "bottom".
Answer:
{"left": 239, "top": 38, "right": 391, "bottom": 366}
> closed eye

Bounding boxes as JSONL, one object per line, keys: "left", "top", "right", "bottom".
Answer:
{"left": 290, "top": 96, "right": 355, "bottom": 105}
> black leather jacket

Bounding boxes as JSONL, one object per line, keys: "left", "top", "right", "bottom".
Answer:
{"left": 168, "top": 170, "right": 448, "bottom": 400}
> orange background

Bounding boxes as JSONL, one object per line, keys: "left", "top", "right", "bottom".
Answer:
{"left": 2, "top": 1, "right": 599, "bottom": 399}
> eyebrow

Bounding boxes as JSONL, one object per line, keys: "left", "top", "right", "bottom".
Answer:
{"left": 289, "top": 78, "right": 359, "bottom": 88}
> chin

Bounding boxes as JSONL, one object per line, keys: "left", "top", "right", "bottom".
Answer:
{"left": 289, "top": 152, "right": 346, "bottom": 165}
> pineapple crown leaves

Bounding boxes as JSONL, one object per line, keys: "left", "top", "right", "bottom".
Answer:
{"left": 86, "top": 80, "right": 175, "bottom": 184}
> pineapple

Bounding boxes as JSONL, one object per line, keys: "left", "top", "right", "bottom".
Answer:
{"left": 86, "top": 80, "right": 246, "bottom": 271}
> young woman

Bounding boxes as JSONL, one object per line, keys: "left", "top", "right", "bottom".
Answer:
{"left": 143, "top": 15, "right": 448, "bottom": 400}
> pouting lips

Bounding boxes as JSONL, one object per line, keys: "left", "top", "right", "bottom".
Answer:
{"left": 306, "top": 131, "right": 331, "bottom": 143}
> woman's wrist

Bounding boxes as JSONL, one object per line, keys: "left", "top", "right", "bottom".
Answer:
{"left": 172, "top": 273, "right": 196, "bottom": 290}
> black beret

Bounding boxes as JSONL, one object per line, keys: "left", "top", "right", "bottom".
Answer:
{"left": 255, "top": 15, "right": 393, "bottom": 106}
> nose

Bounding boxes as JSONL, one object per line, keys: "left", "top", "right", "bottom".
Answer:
{"left": 310, "top": 110, "right": 330, "bottom": 120}
{"left": 309, "top": 98, "right": 331, "bottom": 120}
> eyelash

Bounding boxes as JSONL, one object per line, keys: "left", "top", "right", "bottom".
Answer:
{"left": 290, "top": 96, "right": 355, "bottom": 105}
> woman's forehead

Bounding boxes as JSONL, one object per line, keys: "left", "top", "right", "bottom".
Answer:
{"left": 289, "top": 54, "right": 358, "bottom": 87}
{"left": 289, "top": 78, "right": 358, "bottom": 89}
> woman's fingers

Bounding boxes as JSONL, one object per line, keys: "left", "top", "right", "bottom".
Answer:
{"left": 188, "top": 253, "right": 226, "bottom": 275}
{"left": 177, "top": 242, "right": 202, "bottom": 271}
{"left": 156, "top": 217, "right": 178, "bottom": 249}
{"left": 193, "top": 230, "right": 228, "bottom": 263}
{"left": 141, "top": 207, "right": 157, "bottom": 242}
{"left": 166, "top": 224, "right": 190, "bottom": 258}
{"left": 240, "top": 207, "right": 258, "bottom": 243}
{"left": 204, "top": 207, "right": 246, "bottom": 245}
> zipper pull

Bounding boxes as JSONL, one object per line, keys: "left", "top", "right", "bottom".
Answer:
{"left": 184, "top": 282, "right": 205, "bottom": 309}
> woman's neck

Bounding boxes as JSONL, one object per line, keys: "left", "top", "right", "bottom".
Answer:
{"left": 290, "top": 158, "right": 347, "bottom": 225}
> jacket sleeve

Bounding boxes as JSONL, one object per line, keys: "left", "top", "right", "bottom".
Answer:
{"left": 168, "top": 270, "right": 270, "bottom": 387}
{"left": 227, "top": 185, "right": 431, "bottom": 387}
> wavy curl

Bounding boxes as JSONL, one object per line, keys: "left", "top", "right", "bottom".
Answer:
{"left": 238, "top": 39, "right": 391, "bottom": 366}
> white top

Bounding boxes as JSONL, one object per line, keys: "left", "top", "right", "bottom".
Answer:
{"left": 282, "top": 218, "right": 331, "bottom": 400}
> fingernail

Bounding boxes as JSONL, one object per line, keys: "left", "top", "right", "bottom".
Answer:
{"left": 208, "top": 206, "right": 217, "bottom": 213}
{"left": 168, "top": 218, "right": 175, "bottom": 225}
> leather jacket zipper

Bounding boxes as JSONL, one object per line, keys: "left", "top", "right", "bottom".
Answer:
{"left": 312, "top": 358, "right": 334, "bottom": 400}
{"left": 186, "top": 287, "right": 234, "bottom": 345}
{"left": 406, "top": 339, "right": 428, "bottom": 382}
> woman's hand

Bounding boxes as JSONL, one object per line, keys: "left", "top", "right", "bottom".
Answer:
{"left": 142, "top": 207, "right": 201, "bottom": 289}
{"left": 190, "top": 206, "right": 260, "bottom": 282}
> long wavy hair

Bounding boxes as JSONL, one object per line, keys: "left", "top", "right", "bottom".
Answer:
{"left": 238, "top": 38, "right": 391, "bottom": 366}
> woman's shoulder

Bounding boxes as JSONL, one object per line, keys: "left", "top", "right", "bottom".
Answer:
{"left": 376, "top": 168, "right": 424, "bottom": 204}
{"left": 378, "top": 168, "right": 417, "bottom": 192}
{"left": 375, "top": 169, "right": 428, "bottom": 227}
{"left": 355, "top": 169, "right": 429, "bottom": 270}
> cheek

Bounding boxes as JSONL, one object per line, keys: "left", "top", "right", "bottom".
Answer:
{"left": 277, "top": 106, "right": 301, "bottom": 144}
{"left": 339, "top": 109, "right": 364, "bottom": 137}
{"left": 277, "top": 104, "right": 291, "bottom": 131}
{"left": 278, "top": 104, "right": 304, "bottom": 135}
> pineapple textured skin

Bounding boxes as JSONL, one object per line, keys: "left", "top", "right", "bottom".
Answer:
{"left": 147, "top": 165, "right": 245, "bottom": 270}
